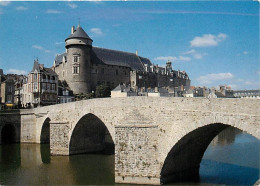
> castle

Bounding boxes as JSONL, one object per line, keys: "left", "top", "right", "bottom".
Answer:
{"left": 53, "top": 24, "right": 190, "bottom": 94}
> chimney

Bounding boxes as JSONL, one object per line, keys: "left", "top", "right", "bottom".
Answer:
{"left": 136, "top": 50, "right": 138, "bottom": 56}
{"left": 71, "top": 26, "right": 75, "bottom": 34}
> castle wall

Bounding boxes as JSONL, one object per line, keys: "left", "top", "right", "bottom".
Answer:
{"left": 91, "top": 64, "right": 130, "bottom": 89}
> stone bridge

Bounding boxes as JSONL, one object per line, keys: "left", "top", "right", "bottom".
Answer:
{"left": 0, "top": 97, "right": 259, "bottom": 185}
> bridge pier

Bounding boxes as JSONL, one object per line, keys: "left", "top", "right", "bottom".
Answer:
{"left": 115, "top": 111, "right": 160, "bottom": 185}
{"left": 50, "top": 121, "right": 71, "bottom": 155}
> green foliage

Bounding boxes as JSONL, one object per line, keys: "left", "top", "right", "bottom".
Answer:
{"left": 95, "top": 84, "right": 111, "bottom": 98}
{"left": 73, "top": 84, "right": 111, "bottom": 101}
{"left": 75, "top": 93, "right": 94, "bottom": 101}
{"left": 58, "top": 80, "right": 69, "bottom": 88}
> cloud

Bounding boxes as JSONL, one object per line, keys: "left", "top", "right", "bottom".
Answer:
{"left": 7, "top": 69, "right": 27, "bottom": 75}
{"left": 67, "top": 3, "right": 77, "bottom": 9}
{"left": 243, "top": 51, "right": 248, "bottom": 55}
{"left": 190, "top": 33, "right": 227, "bottom": 47}
{"left": 179, "top": 56, "right": 191, "bottom": 61}
{"left": 46, "top": 9, "right": 62, "bottom": 14}
{"left": 0, "top": 1, "right": 10, "bottom": 6}
{"left": 183, "top": 49, "right": 207, "bottom": 59}
{"left": 154, "top": 56, "right": 177, "bottom": 61}
{"left": 16, "top": 6, "right": 28, "bottom": 11}
{"left": 244, "top": 80, "right": 260, "bottom": 86}
{"left": 141, "top": 10, "right": 258, "bottom": 17}
{"left": 89, "top": 0, "right": 104, "bottom": 4}
{"left": 197, "top": 72, "right": 234, "bottom": 85}
{"left": 32, "top": 45, "right": 51, "bottom": 53}
{"left": 154, "top": 56, "right": 191, "bottom": 62}
{"left": 183, "top": 49, "right": 195, "bottom": 55}
{"left": 90, "top": 28, "right": 103, "bottom": 35}
{"left": 193, "top": 53, "right": 207, "bottom": 59}
{"left": 55, "top": 42, "right": 63, "bottom": 45}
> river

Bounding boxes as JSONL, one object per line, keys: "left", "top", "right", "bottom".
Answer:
{"left": 0, "top": 127, "right": 259, "bottom": 185}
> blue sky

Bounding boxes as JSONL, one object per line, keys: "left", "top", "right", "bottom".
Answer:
{"left": 0, "top": 1, "right": 259, "bottom": 90}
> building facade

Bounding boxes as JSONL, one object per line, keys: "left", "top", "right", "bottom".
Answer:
{"left": 0, "top": 79, "right": 15, "bottom": 105}
{"left": 53, "top": 25, "right": 190, "bottom": 94}
{"left": 233, "top": 90, "right": 260, "bottom": 99}
{"left": 22, "top": 60, "right": 58, "bottom": 107}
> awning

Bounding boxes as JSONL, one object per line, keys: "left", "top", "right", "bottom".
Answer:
{"left": 6, "top": 104, "right": 14, "bottom": 107}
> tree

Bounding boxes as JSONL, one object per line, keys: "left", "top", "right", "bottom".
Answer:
{"left": 95, "top": 84, "right": 111, "bottom": 98}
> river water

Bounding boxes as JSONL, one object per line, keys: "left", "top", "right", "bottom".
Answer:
{"left": 0, "top": 127, "right": 259, "bottom": 185}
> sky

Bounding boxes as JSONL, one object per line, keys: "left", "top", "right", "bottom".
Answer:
{"left": 0, "top": 1, "right": 259, "bottom": 90}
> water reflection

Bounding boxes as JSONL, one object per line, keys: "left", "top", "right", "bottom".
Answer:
{"left": 0, "top": 127, "right": 259, "bottom": 185}
{"left": 40, "top": 144, "right": 50, "bottom": 164}
{"left": 201, "top": 127, "right": 260, "bottom": 185}
{"left": 210, "top": 127, "right": 242, "bottom": 146}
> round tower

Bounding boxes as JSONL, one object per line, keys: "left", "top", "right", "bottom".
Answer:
{"left": 65, "top": 25, "right": 93, "bottom": 94}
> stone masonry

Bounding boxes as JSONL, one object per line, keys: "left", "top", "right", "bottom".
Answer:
{"left": 0, "top": 97, "right": 259, "bottom": 184}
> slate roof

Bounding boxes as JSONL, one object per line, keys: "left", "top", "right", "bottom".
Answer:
{"left": 92, "top": 47, "right": 151, "bottom": 70}
{"left": 112, "top": 84, "right": 132, "bottom": 92}
{"left": 55, "top": 47, "right": 152, "bottom": 71}
{"left": 65, "top": 26, "right": 92, "bottom": 41}
{"left": 55, "top": 53, "right": 67, "bottom": 65}
{"left": 32, "top": 60, "right": 57, "bottom": 76}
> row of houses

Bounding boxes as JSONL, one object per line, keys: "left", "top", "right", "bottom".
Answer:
{"left": 0, "top": 60, "right": 74, "bottom": 110}
{"left": 111, "top": 84, "right": 260, "bottom": 99}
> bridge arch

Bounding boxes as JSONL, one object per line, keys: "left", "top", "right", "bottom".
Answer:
{"left": 69, "top": 113, "right": 114, "bottom": 155}
{"left": 1, "top": 124, "right": 17, "bottom": 144}
{"left": 40, "top": 117, "right": 51, "bottom": 144}
{"left": 160, "top": 120, "right": 259, "bottom": 184}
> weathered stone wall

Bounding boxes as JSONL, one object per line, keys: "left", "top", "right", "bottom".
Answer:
{"left": 115, "top": 125, "right": 160, "bottom": 184}
{"left": 20, "top": 111, "right": 36, "bottom": 143}
{"left": 0, "top": 97, "right": 259, "bottom": 185}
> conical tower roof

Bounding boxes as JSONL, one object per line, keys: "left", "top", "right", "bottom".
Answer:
{"left": 65, "top": 25, "right": 93, "bottom": 41}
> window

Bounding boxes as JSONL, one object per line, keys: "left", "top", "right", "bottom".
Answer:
{"left": 8, "top": 86, "right": 12, "bottom": 93}
{"left": 7, "top": 95, "right": 12, "bottom": 103}
{"left": 42, "top": 83, "right": 46, "bottom": 90}
{"left": 34, "top": 74, "right": 37, "bottom": 81}
{"left": 52, "top": 84, "right": 56, "bottom": 91}
{"left": 47, "top": 84, "right": 50, "bottom": 90}
{"left": 74, "top": 56, "right": 79, "bottom": 63}
{"left": 73, "top": 66, "right": 79, "bottom": 74}
{"left": 34, "top": 83, "right": 37, "bottom": 90}
{"left": 116, "top": 69, "right": 118, "bottom": 75}
{"left": 101, "top": 68, "right": 104, "bottom": 74}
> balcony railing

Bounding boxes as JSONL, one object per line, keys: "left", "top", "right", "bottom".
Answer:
{"left": 41, "top": 79, "right": 57, "bottom": 83}
{"left": 42, "top": 89, "right": 57, "bottom": 94}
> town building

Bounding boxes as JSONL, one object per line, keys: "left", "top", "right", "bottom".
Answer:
{"left": 0, "top": 79, "right": 15, "bottom": 106}
{"left": 53, "top": 25, "right": 190, "bottom": 95}
{"left": 0, "top": 70, "right": 25, "bottom": 109}
{"left": 22, "top": 60, "right": 58, "bottom": 107}
{"left": 111, "top": 84, "right": 176, "bottom": 98}
{"left": 233, "top": 90, "right": 260, "bottom": 99}
{"left": 58, "top": 86, "right": 75, "bottom": 104}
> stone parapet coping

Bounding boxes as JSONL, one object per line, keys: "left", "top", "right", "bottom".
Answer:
{"left": 115, "top": 124, "right": 158, "bottom": 128}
